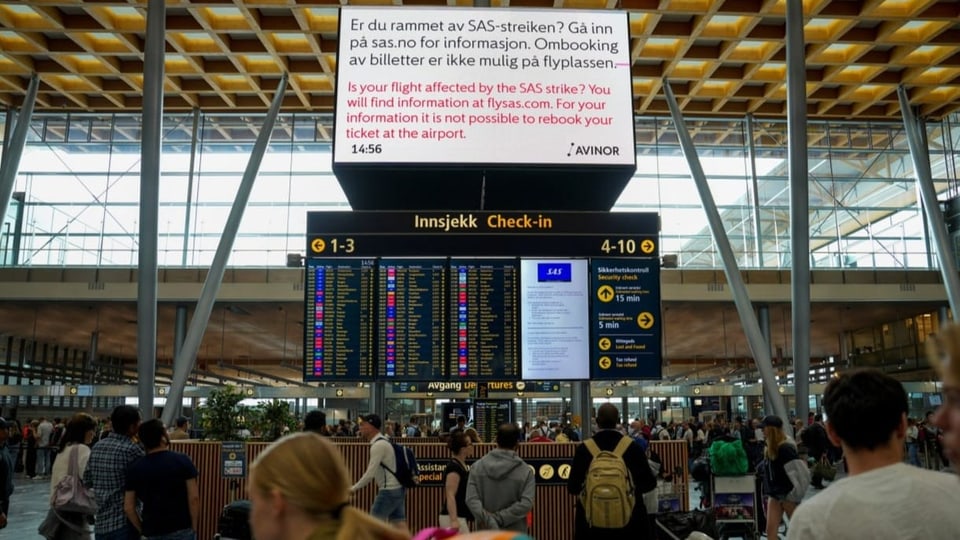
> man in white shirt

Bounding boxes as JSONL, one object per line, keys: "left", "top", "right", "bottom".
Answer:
{"left": 351, "top": 414, "right": 407, "bottom": 533}
{"left": 787, "top": 369, "right": 960, "bottom": 540}
{"left": 36, "top": 417, "right": 53, "bottom": 478}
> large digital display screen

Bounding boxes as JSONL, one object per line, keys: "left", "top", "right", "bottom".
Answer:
{"left": 304, "top": 259, "right": 375, "bottom": 381}
{"left": 449, "top": 259, "right": 519, "bottom": 380}
{"left": 377, "top": 259, "right": 447, "bottom": 380}
{"left": 334, "top": 7, "right": 634, "bottom": 167}
{"left": 520, "top": 259, "right": 590, "bottom": 380}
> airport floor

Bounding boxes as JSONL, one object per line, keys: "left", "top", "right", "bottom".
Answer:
{"left": 5, "top": 470, "right": 55, "bottom": 538}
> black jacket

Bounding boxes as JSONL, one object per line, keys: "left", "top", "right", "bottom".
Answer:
{"left": 567, "top": 430, "right": 658, "bottom": 539}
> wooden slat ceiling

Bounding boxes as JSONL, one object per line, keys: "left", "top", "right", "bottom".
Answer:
{"left": 0, "top": 0, "right": 958, "bottom": 120}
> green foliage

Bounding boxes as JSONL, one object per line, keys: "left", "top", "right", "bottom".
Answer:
{"left": 253, "top": 399, "right": 298, "bottom": 442}
{"left": 197, "top": 386, "right": 246, "bottom": 441}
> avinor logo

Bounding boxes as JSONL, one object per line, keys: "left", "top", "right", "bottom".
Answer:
{"left": 567, "top": 142, "right": 621, "bottom": 156}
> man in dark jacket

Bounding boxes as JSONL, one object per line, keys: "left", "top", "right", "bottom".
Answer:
{"left": 801, "top": 414, "right": 829, "bottom": 488}
{"left": 568, "top": 403, "right": 657, "bottom": 539}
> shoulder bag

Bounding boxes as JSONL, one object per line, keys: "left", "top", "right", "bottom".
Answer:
{"left": 52, "top": 446, "right": 98, "bottom": 515}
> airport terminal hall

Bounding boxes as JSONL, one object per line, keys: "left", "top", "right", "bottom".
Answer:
{"left": 1, "top": 1, "right": 960, "bottom": 539}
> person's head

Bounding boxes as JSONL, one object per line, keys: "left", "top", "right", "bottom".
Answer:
{"left": 448, "top": 431, "right": 473, "bottom": 458}
{"left": 249, "top": 432, "right": 403, "bottom": 540}
{"left": 928, "top": 324, "right": 960, "bottom": 470}
{"left": 814, "top": 413, "right": 823, "bottom": 423}
{"left": 304, "top": 410, "right": 327, "bottom": 433}
{"left": 111, "top": 405, "right": 141, "bottom": 437}
{"left": 463, "top": 427, "right": 481, "bottom": 443}
{"left": 62, "top": 413, "right": 97, "bottom": 446}
{"left": 175, "top": 416, "right": 190, "bottom": 430}
{"left": 358, "top": 414, "right": 381, "bottom": 441}
{"left": 456, "top": 415, "right": 466, "bottom": 427}
{"left": 138, "top": 419, "right": 169, "bottom": 451}
{"left": 823, "top": 369, "right": 907, "bottom": 452}
{"left": 761, "top": 415, "right": 786, "bottom": 459}
{"left": 0, "top": 417, "right": 8, "bottom": 445}
{"left": 495, "top": 423, "right": 521, "bottom": 450}
{"left": 596, "top": 403, "right": 620, "bottom": 430}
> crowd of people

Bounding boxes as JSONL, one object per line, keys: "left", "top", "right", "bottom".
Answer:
{"left": 1, "top": 324, "right": 960, "bottom": 539}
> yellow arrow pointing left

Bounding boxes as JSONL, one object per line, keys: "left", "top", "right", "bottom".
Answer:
{"left": 311, "top": 238, "right": 326, "bottom": 253}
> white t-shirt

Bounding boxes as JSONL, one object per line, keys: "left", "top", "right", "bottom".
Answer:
{"left": 49, "top": 444, "right": 91, "bottom": 502}
{"left": 351, "top": 434, "right": 400, "bottom": 492}
{"left": 787, "top": 463, "right": 960, "bottom": 540}
{"left": 38, "top": 420, "right": 53, "bottom": 447}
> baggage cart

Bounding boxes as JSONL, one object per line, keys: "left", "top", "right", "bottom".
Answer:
{"left": 710, "top": 474, "right": 759, "bottom": 540}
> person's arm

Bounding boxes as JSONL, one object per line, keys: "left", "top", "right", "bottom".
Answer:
{"left": 464, "top": 468, "right": 491, "bottom": 528}
{"left": 629, "top": 443, "right": 658, "bottom": 494}
{"left": 123, "top": 491, "right": 142, "bottom": 534}
{"left": 351, "top": 438, "right": 387, "bottom": 492}
{"left": 567, "top": 444, "right": 589, "bottom": 496}
{"left": 186, "top": 478, "right": 200, "bottom": 531}
{"left": 492, "top": 465, "right": 535, "bottom": 528}
{"left": 444, "top": 470, "right": 461, "bottom": 523}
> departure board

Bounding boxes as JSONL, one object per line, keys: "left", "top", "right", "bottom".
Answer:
{"left": 304, "top": 259, "right": 375, "bottom": 381}
{"left": 377, "top": 259, "right": 447, "bottom": 380}
{"left": 449, "top": 259, "right": 519, "bottom": 380}
{"left": 473, "top": 399, "right": 514, "bottom": 444}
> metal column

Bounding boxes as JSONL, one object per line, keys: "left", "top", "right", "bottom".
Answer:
{"left": 161, "top": 75, "right": 289, "bottom": 428}
{"left": 137, "top": 0, "right": 166, "bottom": 417}
{"left": 758, "top": 305, "right": 773, "bottom": 415}
{"left": 573, "top": 381, "right": 592, "bottom": 439}
{"left": 786, "top": 0, "right": 811, "bottom": 424}
{"left": 746, "top": 115, "right": 763, "bottom": 267}
{"left": 662, "top": 81, "right": 791, "bottom": 433}
{"left": 940, "top": 305, "right": 950, "bottom": 328}
{"left": 171, "top": 305, "right": 188, "bottom": 418}
{"left": 0, "top": 74, "right": 39, "bottom": 228}
{"left": 897, "top": 86, "right": 960, "bottom": 318}
{"left": 182, "top": 109, "right": 201, "bottom": 266}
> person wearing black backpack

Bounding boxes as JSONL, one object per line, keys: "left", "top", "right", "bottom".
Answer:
{"left": 351, "top": 414, "right": 408, "bottom": 534}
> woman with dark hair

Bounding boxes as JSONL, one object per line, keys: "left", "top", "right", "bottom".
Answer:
{"left": 40, "top": 413, "right": 97, "bottom": 539}
{"left": 439, "top": 431, "right": 473, "bottom": 533}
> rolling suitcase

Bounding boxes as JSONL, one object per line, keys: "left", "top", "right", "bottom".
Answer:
{"left": 216, "top": 499, "right": 252, "bottom": 540}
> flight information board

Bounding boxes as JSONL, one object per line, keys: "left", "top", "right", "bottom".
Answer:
{"left": 591, "top": 258, "right": 662, "bottom": 379}
{"left": 377, "top": 259, "right": 447, "bottom": 380}
{"left": 450, "top": 259, "right": 519, "bottom": 380}
{"left": 473, "top": 399, "right": 514, "bottom": 444}
{"left": 304, "top": 259, "right": 375, "bottom": 381}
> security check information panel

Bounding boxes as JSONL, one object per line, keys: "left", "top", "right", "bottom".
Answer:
{"left": 334, "top": 7, "right": 634, "bottom": 166}
{"left": 591, "top": 258, "right": 662, "bottom": 380}
{"left": 520, "top": 259, "right": 590, "bottom": 380}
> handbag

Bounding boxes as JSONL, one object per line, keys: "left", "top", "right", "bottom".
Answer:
{"left": 52, "top": 446, "right": 98, "bottom": 516}
{"left": 812, "top": 457, "right": 837, "bottom": 481}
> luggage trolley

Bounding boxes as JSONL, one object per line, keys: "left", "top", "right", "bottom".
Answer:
{"left": 711, "top": 474, "right": 759, "bottom": 540}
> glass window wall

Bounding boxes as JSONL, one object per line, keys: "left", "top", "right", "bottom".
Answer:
{"left": 1, "top": 112, "right": 957, "bottom": 269}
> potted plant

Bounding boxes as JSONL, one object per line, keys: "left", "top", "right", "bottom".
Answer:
{"left": 253, "top": 399, "right": 298, "bottom": 442}
{"left": 197, "top": 386, "right": 247, "bottom": 441}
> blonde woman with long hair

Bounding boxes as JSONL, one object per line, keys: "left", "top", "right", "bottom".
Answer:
{"left": 759, "top": 415, "right": 805, "bottom": 539}
{"left": 928, "top": 325, "right": 960, "bottom": 472}
{"left": 248, "top": 432, "right": 409, "bottom": 540}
